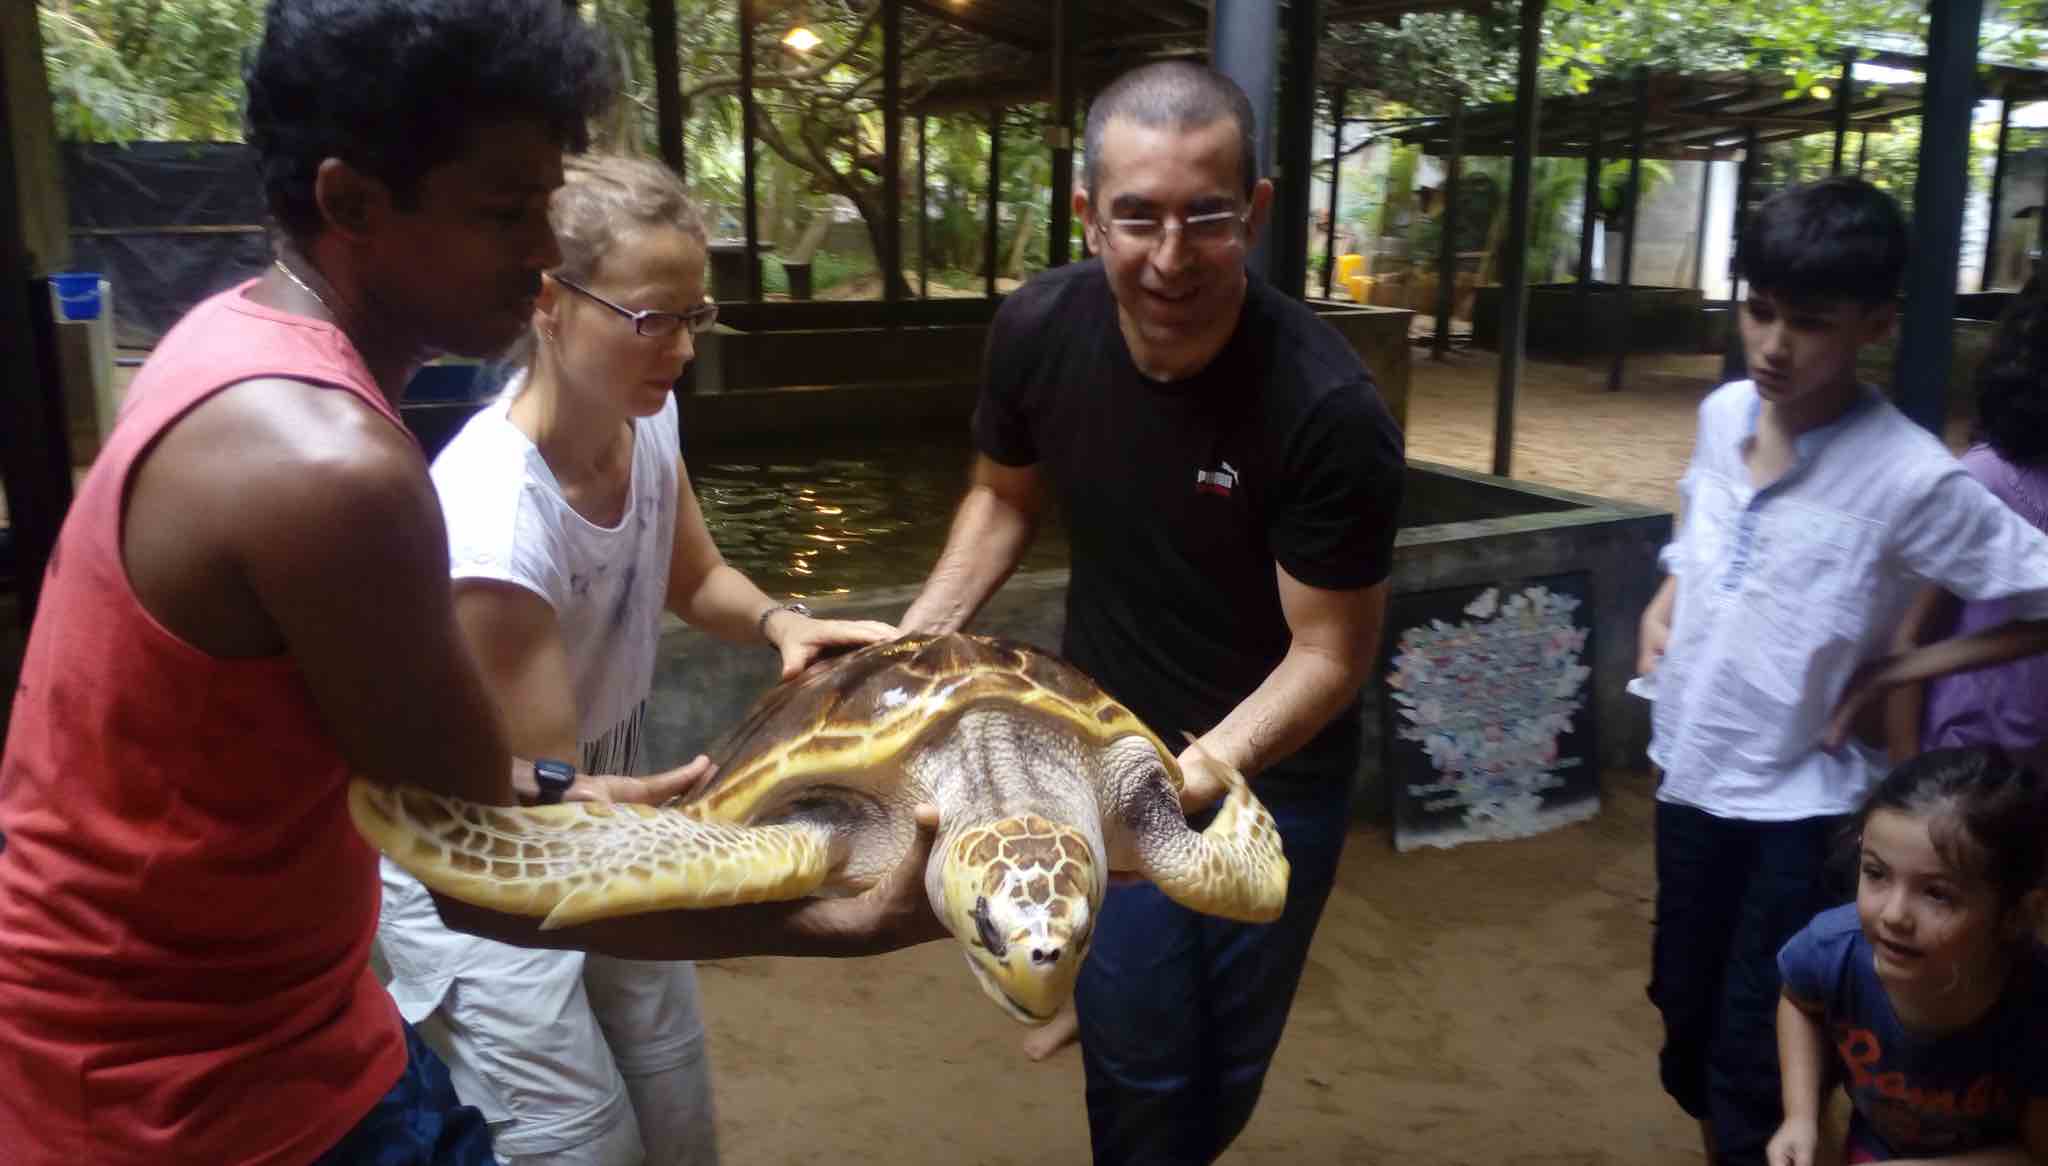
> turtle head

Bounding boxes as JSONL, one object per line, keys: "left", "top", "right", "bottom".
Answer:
{"left": 933, "top": 813, "right": 1103, "bottom": 1025}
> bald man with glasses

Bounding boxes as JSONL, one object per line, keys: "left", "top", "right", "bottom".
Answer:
{"left": 901, "top": 60, "right": 1406, "bottom": 1166}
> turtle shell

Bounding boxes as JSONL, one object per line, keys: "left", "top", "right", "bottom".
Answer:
{"left": 684, "top": 633, "right": 1180, "bottom": 822}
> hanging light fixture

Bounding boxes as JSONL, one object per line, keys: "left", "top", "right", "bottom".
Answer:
{"left": 782, "top": 2, "right": 820, "bottom": 53}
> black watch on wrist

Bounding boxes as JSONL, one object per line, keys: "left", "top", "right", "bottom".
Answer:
{"left": 533, "top": 758, "right": 576, "bottom": 805}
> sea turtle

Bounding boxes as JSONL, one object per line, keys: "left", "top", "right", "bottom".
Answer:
{"left": 349, "top": 633, "right": 1289, "bottom": 1024}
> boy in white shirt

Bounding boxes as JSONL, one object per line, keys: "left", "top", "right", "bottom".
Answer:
{"left": 1638, "top": 176, "right": 2048, "bottom": 1166}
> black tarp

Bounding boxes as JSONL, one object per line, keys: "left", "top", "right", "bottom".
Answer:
{"left": 62, "top": 141, "right": 270, "bottom": 348}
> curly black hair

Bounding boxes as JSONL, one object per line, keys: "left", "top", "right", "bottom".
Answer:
{"left": 1737, "top": 176, "right": 1909, "bottom": 307}
{"left": 244, "top": 0, "right": 617, "bottom": 243}
{"left": 1973, "top": 278, "right": 2048, "bottom": 465}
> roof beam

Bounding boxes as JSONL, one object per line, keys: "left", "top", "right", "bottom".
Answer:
{"left": 1113, "top": 0, "right": 1208, "bottom": 30}
{"left": 1415, "top": 143, "right": 1739, "bottom": 161}
{"left": 901, "top": 0, "right": 1046, "bottom": 48}
{"left": 1651, "top": 109, "right": 1903, "bottom": 132}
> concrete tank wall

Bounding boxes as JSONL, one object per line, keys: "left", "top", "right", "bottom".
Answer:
{"left": 642, "top": 461, "right": 1670, "bottom": 824}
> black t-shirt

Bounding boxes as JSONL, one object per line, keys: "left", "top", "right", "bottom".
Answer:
{"left": 972, "top": 259, "right": 1404, "bottom": 773}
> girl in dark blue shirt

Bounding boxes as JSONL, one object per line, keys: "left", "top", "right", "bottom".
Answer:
{"left": 1771, "top": 747, "right": 2048, "bottom": 1164}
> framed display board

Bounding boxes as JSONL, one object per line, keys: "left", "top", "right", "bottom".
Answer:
{"left": 1380, "top": 572, "right": 1600, "bottom": 852}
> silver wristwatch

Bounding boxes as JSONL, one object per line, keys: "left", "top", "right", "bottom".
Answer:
{"left": 756, "top": 601, "right": 812, "bottom": 641}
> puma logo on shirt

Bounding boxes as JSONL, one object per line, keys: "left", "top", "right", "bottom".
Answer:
{"left": 1195, "top": 461, "right": 1238, "bottom": 497}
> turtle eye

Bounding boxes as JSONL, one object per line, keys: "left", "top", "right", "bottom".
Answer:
{"left": 971, "top": 895, "right": 1007, "bottom": 957}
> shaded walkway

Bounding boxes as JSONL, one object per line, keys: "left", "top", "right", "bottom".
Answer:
{"left": 1402, "top": 346, "right": 1975, "bottom": 513}
{"left": 1406, "top": 349, "right": 1721, "bottom": 511}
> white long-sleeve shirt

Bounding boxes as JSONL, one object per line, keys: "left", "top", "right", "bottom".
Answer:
{"left": 1649, "top": 380, "right": 2048, "bottom": 819}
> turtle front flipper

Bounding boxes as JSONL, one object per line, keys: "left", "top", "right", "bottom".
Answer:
{"left": 348, "top": 778, "right": 839, "bottom": 930}
{"left": 1118, "top": 742, "right": 1289, "bottom": 923}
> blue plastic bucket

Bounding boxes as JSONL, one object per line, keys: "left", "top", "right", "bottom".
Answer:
{"left": 51, "top": 272, "right": 103, "bottom": 322}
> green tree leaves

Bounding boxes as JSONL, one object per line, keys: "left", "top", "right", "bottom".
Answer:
{"left": 40, "top": 0, "right": 262, "bottom": 142}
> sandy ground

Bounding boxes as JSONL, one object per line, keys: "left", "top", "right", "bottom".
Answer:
{"left": 698, "top": 774, "right": 1719, "bottom": 1166}
{"left": 1399, "top": 345, "right": 1973, "bottom": 512}
{"left": 1403, "top": 348, "right": 1725, "bottom": 511}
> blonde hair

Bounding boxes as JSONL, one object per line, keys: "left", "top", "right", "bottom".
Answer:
{"left": 549, "top": 152, "right": 707, "bottom": 284}
{"left": 500, "top": 152, "right": 707, "bottom": 374}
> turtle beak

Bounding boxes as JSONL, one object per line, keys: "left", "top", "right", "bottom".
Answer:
{"left": 934, "top": 821, "right": 1100, "bottom": 1025}
{"left": 953, "top": 898, "right": 1092, "bottom": 1025}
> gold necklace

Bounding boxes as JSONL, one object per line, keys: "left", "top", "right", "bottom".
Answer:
{"left": 273, "top": 258, "right": 332, "bottom": 313}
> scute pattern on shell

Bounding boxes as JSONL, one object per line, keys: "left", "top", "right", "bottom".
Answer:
{"left": 686, "top": 634, "right": 1180, "bottom": 822}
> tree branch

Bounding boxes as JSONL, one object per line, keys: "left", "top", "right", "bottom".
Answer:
{"left": 681, "top": 3, "right": 879, "bottom": 102}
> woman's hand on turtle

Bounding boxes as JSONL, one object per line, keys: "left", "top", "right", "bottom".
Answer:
{"left": 772, "top": 616, "right": 899, "bottom": 681}
{"left": 565, "top": 754, "right": 717, "bottom": 806}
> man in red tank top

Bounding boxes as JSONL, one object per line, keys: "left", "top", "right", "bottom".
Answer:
{"left": 0, "top": 3, "right": 943, "bottom": 1164}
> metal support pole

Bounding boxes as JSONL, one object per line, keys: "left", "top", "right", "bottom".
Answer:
{"left": 650, "top": 0, "right": 684, "bottom": 176}
{"left": 986, "top": 107, "right": 1002, "bottom": 297}
{"left": 2039, "top": 166, "right": 2048, "bottom": 281}
{"left": 1322, "top": 86, "right": 1344, "bottom": 299}
{"left": 737, "top": 0, "right": 760, "bottom": 300}
{"left": 882, "top": 0, "right": 903, "bottom": 301}
{"left": 1984, "top": 94, "right": 2012, "bottom": 290}
{"left": 1831, "top": 51, "right": 1855, "bottom": 174}
{"left": 1691, "top": 154, "right": 1712, "bottom": 291}
{"left": 918, "top": 114, "right": 929, "bottom": 298}
{"left": 1576, "top": 97, "right": 1602, "bottom": 316}
{"left": 1434, "top": 95, "right": 1464, "bottom": 360}
{"left": 1047, "top": 0, "right": 1076, "bottom": 269}
{"left": 0, "top": 33, "right": 72, "bottom": 627}
{"left": 1274, "top": 0, "right": 1322, "bottom": 297}
{"left": 1894, "top": 0, "right": 1984, "bottom": 433}
{"left": 1210, "top": 0, "right": 1280, "bottom": 281}
{"left": 1608, "top": 68, "right": 1649, "bottom": 393}
{"left": 1723, "top": 127, "right": 1760, "bottom": 382}
{"left": 1492, "top": 0, "right": 1545, "bottom": 478}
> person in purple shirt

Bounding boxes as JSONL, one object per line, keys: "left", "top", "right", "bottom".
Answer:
{"left": 1889, "top": 278, "right": 2048, "bottom": 762}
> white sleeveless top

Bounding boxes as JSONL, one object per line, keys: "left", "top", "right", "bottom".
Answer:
{"left": 430, "top": 376, "right": 681, "bottom": 775}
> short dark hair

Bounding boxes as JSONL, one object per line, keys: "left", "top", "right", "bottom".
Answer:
{"left": 1083, "top": 61, "right": 1258, "bottom": 199}
{"left": 1973, "top": 278, "right": 2048, "bottom": 465}
{"left": 1852, "top": 746, "right": 2048, "bottom": 916}
{"left": 1736, "top": 176, "right": 1908, "bottom": 306}
{"left": 245, "top": 0, "right": 617, "bottom": 242}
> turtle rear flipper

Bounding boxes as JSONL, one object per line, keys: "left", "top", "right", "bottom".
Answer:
{"left": 1121, "top": 745, "right": 1289, "bottom": 923}
{"left": 348, "top": 779, "right": 838, "bottom": 930}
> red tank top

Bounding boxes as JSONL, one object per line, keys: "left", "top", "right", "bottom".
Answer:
{"left": 0, "top": 282, "right": 409, "bottom": 1165}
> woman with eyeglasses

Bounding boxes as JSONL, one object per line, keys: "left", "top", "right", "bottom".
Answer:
{"left": 376, "top": 152, "right": 895, "bottom": 1166}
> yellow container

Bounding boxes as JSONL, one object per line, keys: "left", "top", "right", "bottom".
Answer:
{"left": 1335, "top": 253, "right": 1364, "bottom": 283}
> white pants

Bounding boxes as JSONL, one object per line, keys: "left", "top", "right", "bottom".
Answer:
{"left": 377, "top": 859, "right": 719, "bottom": 1166}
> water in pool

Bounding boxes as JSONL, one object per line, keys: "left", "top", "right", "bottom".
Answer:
{"left": 687, "top": 433, "right": 1522, "bottom": 600}
{"left": 687, "top": 430, "right": 1071, "bottom": 599}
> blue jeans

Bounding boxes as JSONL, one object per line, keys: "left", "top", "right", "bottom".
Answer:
{"left": 1648, "top": 800, "right": 1849, "bottom": 1166}
{"left": 1075, "top": 770, "right": 1353, "bottom": 1166}
{"left": 314, "top": 1021, "right": 498, "bottom": 1166}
